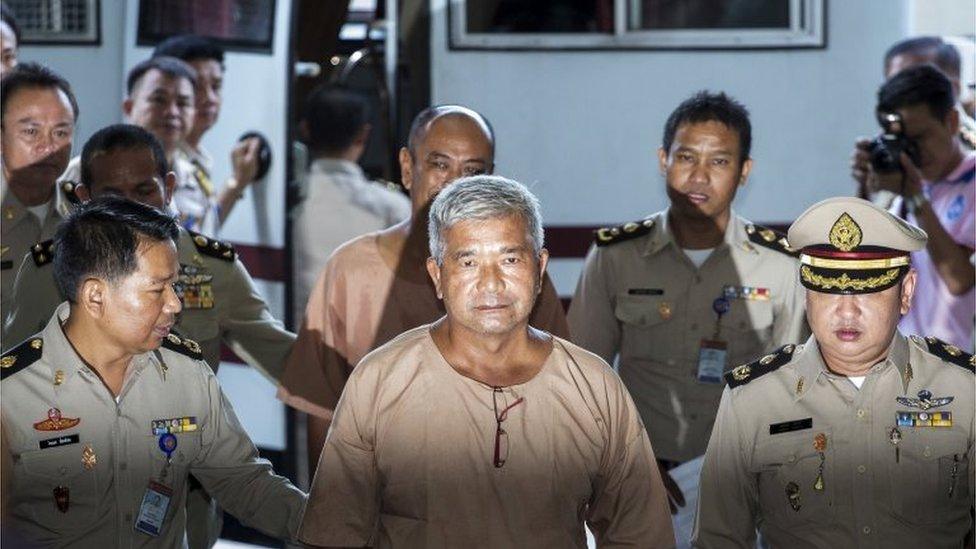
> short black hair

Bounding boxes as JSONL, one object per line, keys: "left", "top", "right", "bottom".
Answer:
{"left": 303, "top": 85, "right": 371, "bottom": 154}
{"left": 54, "top": 196, "right": 179, "bottom": 302}
{"left": 81, "top": 124, "right": 168, "bottom": 188}
{"left": 884, "top": 36, "right": 961, "bottom": 78}
{"left": 878, "top": 64, "right": 955, "bottom": 122}
{"left": 0, "top": 61, "right": 79, "bottom": 121}
{"left": 407, "top": 105, "right": 496, "bottom": 160}
{"left": 126, "top": 56, "right": 197, "bottom": 95}
{"left": 1, "top": 2, "right": 21, "bottom": 45}
{"left": 662, "top": 91, "right": 752, "bottom": 165}
{"left": 152, "top": 35, "right": 225, "bottom": 68}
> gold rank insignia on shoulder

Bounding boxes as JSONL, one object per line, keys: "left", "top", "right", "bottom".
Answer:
{"left": 594, "top": 217, "right": 655, "bottom": 247}
{"left": 188, "top": 230, "right": 237, "bottom": 262}
{"left": 30, "top": 239, "right": 56, "bottom": 267}
{"left": 152, "top": 416, "right": 198, "bottom": 435}
{"left": 160, "top": 331, "right": 204, "bottom": 360}
{"left": 1, "top": 338, "right": 43, "bottom": 380}
{"left": 725, "top": 343, "right": 797, "bottom": 388}
{"left": 745, "top": 224, "right": 799, "bottom": 258}
{"left": 920, "top": 336, "right": 975, "bottom": 373}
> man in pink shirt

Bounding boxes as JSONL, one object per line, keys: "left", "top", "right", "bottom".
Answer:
{"left": 857, "top": 65, "right": 975, "bottom": 351}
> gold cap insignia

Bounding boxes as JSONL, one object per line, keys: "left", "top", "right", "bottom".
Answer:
{"left": 828, "top": 212, "right": 862, "bottom": 252}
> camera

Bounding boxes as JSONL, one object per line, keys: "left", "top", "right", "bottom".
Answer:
{"left": 867, "top": 111, "right": 920, "bottom": 174}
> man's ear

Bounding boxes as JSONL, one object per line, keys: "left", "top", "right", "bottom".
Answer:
{"left": 425, "top": 256, "right": 443, "bottom": 299}
{"left": 399, "top": 147, "right": 414, "bottom": 192}
{"left": 536, "top": 249, "right": 550, "bottom": 295}
{"left": 657, "top": 147, "right": 668, "bottom": 175}
{"left": 739, "top": 157, "right": 754, "bottom": 187}
{"left": 75, "top": 184, "right": 91, "bottom": 203}
{"left": 78, "top": 278, "right": 107, "bottom": 319}
{"left": 122, "top": 98, "right": 134, "bottom": 119}
{"left": 163, "top": 172, "right": 177, "bottom": 206}
{"left": 899, "top": 269, "right": 917, "bottom": 315}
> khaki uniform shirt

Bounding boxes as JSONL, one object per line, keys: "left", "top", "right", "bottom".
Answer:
{"left": 299, "top": 326, "right": 674, "bottom": 548}
{"left": 568, "top": 211, "right": 808, "bottom": 462}
{"left": 291, "top": 158, "right": 410, "bottom": 321}
{"left": 693, "top": 333, "right": 976, "bottom": 549}
{"left": 2, "top": 228, "right": 295, "bottom": 383}
{"left": 277, "top": 231, "right": 570, "bottom": 419}
{"left": 0, "top": 303, "right": 307, "bottom": 547}
{"left": 1, "top": 172, "right": 71, "bottom": 325}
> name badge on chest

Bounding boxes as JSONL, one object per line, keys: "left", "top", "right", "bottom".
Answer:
{"left": 135, "top": 434, "right": 178, "bottom": 537}
{"left": 697, "top": 297, "right": 730, "bottom": 384}
{"left": 176, "top": 264, "right": 214, "bottom": 310}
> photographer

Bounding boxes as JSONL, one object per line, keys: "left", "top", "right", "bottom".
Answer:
{"left": 851, "top": 65, "right": 974, "bottom": 351}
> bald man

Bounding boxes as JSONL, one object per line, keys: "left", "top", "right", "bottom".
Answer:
{"left": 278, "top": 105, "right": 569, "bottom": 467}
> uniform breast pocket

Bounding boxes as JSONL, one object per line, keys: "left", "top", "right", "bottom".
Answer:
{"left": 887, "top": 429, "right": 970, "bottom": 525}
{"left": 613, "top": 294, "right": 671, "bottom": 362}
{"left": 725, "top": 299, "right": 774, "bottom": 365}
{"left": 16, "top": 445, "right": 100, "bottom": 530}
{"left": 752, "top": 430, "right": 835, "bottom": 527}
{"left": 146, "top": 432, "right": 203, "bottom": 506}
{"left": 175, "top": 309, "right": 220, "bottom": 346}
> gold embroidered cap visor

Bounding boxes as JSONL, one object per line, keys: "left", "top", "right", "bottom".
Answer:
{"left": 788, "top": 197, "right": 926, "bottom": 295}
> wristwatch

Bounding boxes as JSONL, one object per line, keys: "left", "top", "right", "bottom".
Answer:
{"left": 905, "top": 192, "right": 928, "bottom": 215}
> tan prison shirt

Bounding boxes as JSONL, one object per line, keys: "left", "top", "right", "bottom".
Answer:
{"left": 693, "top": 333, "right": 975, "bottom": 549}
{"left": 568, "top": 211, "right": 808, "bottom": 462}
{"left": 277, "top": 231, "right": 569, "bottom": 418}
{"left": 2, "top": 227, "right": 295, "bottom": 383}
{"left": 299, "top": 326, "right": 674, "bottom": 548}
{"left": 1, "top": 303, "right": 307, "bottom": 547}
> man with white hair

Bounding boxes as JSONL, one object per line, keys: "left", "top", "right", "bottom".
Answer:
{"left": 298, "top": 175, "right": 674, "bottom": 548}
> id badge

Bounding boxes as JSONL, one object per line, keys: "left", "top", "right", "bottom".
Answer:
{"left": 134, "top": 480, "right": 173, "bottom": 537}
{"left": 697, "top": 339, "right": 727, "bottom": 384}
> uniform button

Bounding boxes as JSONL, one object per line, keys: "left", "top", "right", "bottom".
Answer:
{"left": 862, "top": 526, "right": 871, "bottom": 535}
{"left": 667, "top": 359, "right": 675, "bottom": 366}
{"left": 857, "top": 465, "right": 866, "bottom": 474}
{"left": 856, "top": 409, "right": 866, "bottom": 418}
{"left": 694, "top": 275, "right": 702, "bottom": 283}
{"left": 787, "top": 455, "right": 796, "bottom": 463}
{"left": 923, "top": 446, "right": 931, "bottom": 457}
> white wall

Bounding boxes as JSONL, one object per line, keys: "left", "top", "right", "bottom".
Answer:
{"left": 18, "top": 0, "right": 127, "bottom": 151}
{"left": 430, "top": 0, "right": 910, "bottom": 227}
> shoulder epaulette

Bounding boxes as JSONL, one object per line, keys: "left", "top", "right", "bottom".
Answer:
{"left": 594, "top": 218, "right": 655, "bottom": 247}
{"left": 160, "top": 332, "right": 204, "bottom": 361}
{"left": 920, "top": 336, "right": 974, "bottom": 373}
{"left": 725, "top": 343, "right": 798, "bottom": 388}
{"left": 1, "top": 337, "right": 44, "bottom": 381}
{"left": 31, "top": 239, "right": 55, "bottom": 267}
{"left": 746, "top": 224, "right": 799, "bottom": 258}
{"left": 61, "top": 181, "right": 82, "bottom": 205}
{"left": 188, "top": 230, "right": 236, "bottom": 262}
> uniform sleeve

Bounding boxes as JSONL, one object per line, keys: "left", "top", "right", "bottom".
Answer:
{"left": 586, "top": 373, "right": 674, "bottom": 548}
{"left": 218, "top": 258, "right": 296, "bottom": 384}
{"left": 692, "top": 388, "right": 758, "bottom": 549}
{"left": 298, "top": 368, "right": 379, "bottom": 546}
{"left": 277, "top": 258, "right": 352, "bottom": 419}
{"left": 190, "top": 369, "right": 307, "bottom": 541}
{"left": 771, "top": 266, "right": 809, "bottom": 349}
{"left": 567, "top": 245, "right": 621, "bottom": 364}
{"left": 2, "top": 253, "right": 60, "bottom": 352}
{"left": 529, "top": 273, "right": 570, "bottom": 339}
